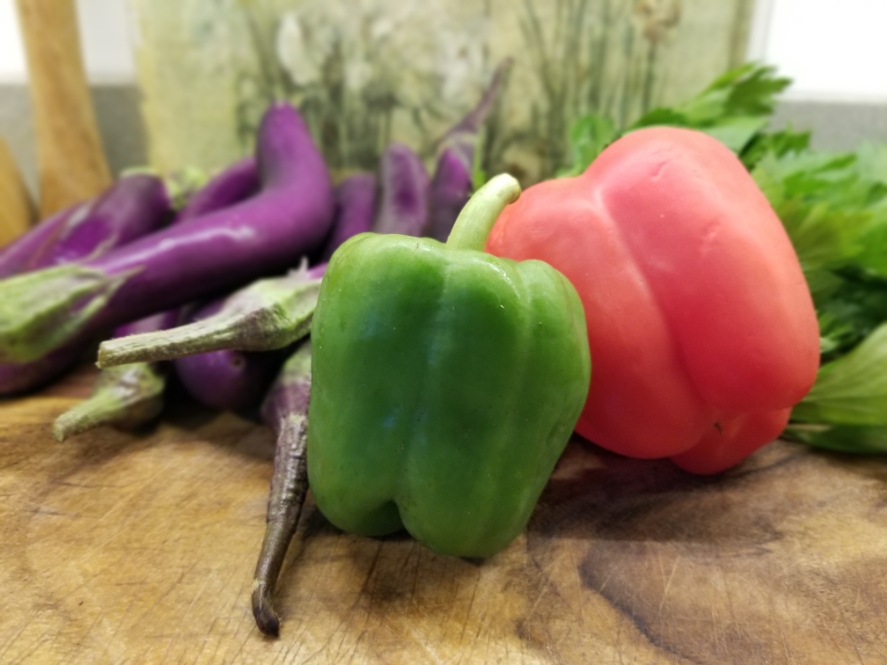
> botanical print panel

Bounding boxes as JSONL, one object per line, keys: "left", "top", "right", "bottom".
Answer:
{"left": 134, "top": 0, "right": 755, "bottom": 183}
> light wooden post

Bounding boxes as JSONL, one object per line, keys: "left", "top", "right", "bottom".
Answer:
{"left": 15, "top": 0, "right": 112, "bottom": 217}
{"left": 0, "top": 138, "right": 35, "bottom": 245}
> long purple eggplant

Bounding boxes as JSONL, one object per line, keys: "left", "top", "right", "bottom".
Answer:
{"left": 251, "top": 340, "right": 312, "bottom": 636}
{"left": 96, "top": 161, "right": 417, "bottom": 372}
{"left": 426, "top": 150, "right": 472, "bottom": 242}
{"left": 172, "top": 174, "right": 376, "bottom": 411}
{"left": 175, "top": 347, "right": 285, "bottom": 412}
{"left": 0, "top": 173, "right": 170, "bottom": 280}
{"left": 46, "top": 158, "right": 263, "bottom": 408}
{"left": 0, "top": 345, "right": 90, "bottom": 396}
{"left": 168, "top": 156, "right": 270, "bottom": 411}
{"left": 425, "top": 60, "right": 511, "bottom": 241}
{"left": 28, "top": 174, "right": 172, "bottom": 268}
{"left": 0, "top": 174, "right": 174, "bottom": 395}
{"left": 149, "top": 158, "right": 282, "bottom": 412}
{"left": 0, "top": 103, "right": 335, "bottom": 364}
{"left": 319, "top": 173, "right": 376, "bottom": 261}
{"left": 51, "top": 309, "right": 180, "bottom": 440}
{"left": 177, "top": 157, "right": 259, "bottom": 222}
{"left": 371, "top": 143, "right": 429, "bottom": 237}
{"left": 0, "top": 204, "right": 83, "bottom": 279}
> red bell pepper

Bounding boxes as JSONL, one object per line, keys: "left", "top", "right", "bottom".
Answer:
{"left": 486, "top": 126, "right": 820, "bottom": 474}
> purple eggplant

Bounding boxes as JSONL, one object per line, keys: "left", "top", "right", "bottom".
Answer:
{"left": 371, "top": 143, "right": 430, "bottom": 237}
{"left": 319, "top": 173, "right": 377, "bottom": 262}
{"left": 175, "top": 347, "right": 284, "bottom": 412}
{"left": 28, "top": 173, "right": 172, "bottom": 268}
{"left": 0, "top": 345, "right": 89, "bottom": 396}
{"left": 47, "top": 159, "right": 263, "bottom": 409}
{"left": 0, "top": 204, "right": 83, "bottom": 279}
{"left": 97, "top": 263, "right": 326, "bottom": 367}
{"left": 166, "top": 173, "right": 375, "bottom": 411}
{"left": 51, "top": 309, "right": 180, "bottom": 440}
{"left": 171, "top": 157, "right": 276, "bottom": 412}
{"left": 172, "top": 297, "right": 289, "bottom": 412}
{"left": 0, "top": 102, "right": 335, "bottom": 364}
{"left": 251, "top": 340, "right": 312, "bottom": 636}
{"left": 425, "top": 60, "right": 511, "bottom": 241}
{"left": 426, "top": 148, "right": 473, "bottom": 242}
{"left": 0, "top": 173, "right": 171, "bottom": 280}
{"left": 0, "top": 174, "right": 174, "bottom": 395}
{"left": 96, "top": 158, "right": 423, "bottom": 372}
{"left": 151, "top": 158, "right": 287, "bottom": 412}
{"left": 177, "top": 157, "right": 259, "bottom": 222}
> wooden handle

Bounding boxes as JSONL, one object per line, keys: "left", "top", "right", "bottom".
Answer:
{"left": 0, "top": 138, "right": 35, "bottom": 246}
{"left": 15, "top": 0, "right": 111, "bottom": 217}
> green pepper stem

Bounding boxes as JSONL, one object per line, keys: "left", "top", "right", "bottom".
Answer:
{"left": 445, "top": 173, "right": 521, "bottom": 251}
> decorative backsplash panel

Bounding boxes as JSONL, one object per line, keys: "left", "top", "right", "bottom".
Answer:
{"left": 134, "top": 0, "right": 755, "bottom": 182}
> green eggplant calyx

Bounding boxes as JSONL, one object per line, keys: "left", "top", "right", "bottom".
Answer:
{"left": 445, "top": 173, "right": 521, "bottom": 252}
{"left": 163, "top": 167, "right": 211, "bottom": 211}
{"left": 52, "top": 363, "right": 166, "bottom": 442}
{"left": 0, "top": 265, "right": 128, "bottom": 363}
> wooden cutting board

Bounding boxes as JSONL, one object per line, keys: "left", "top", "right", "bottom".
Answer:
{"left": 1, "top": 372, "right": 886, "bottom": 664}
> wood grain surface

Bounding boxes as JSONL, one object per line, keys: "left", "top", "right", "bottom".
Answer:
{"left": 0, "top": 137, "right": 35, "bottom": 245}
{"left": 1, "top": 374, "right": 886, "bottom": 664}
{"left": 15, "top": 0, "right": 111, "bottom": 217}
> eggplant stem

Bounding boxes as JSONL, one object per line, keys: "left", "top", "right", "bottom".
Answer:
{"left": 0, "top": 264, "right": 127, "bottom": 363}
{"left": 251, "top": 412, "right": 309, "bottom": 637}
{"left": 52, "top": 363, "right": 165, "bottom": 441}
{"left": 97, "top": 274, "right": 321, "bottom": 368}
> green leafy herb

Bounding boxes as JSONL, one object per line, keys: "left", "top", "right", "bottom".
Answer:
{"left": 793, "top": 323, "right": 887, "bottom": 426}
{"left": 557, "top": 113, "right": 618, "bottom": 177}
{"left": 560, "top": 63, "right": 793, "bottom": 175}
{"left": 787, "top": 423, "right": 887, "bottom": 455}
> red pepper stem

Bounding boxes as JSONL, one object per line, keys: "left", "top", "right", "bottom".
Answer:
{"left": 445, "top": 174, "right": 521, "bottom": 252}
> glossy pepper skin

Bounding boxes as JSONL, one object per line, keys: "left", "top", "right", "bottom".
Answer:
{"left": 486, "top": 127, "right": 820, "bottom": 474}
{"left": 307, "top": 175, "right": 590, "bottom": 558}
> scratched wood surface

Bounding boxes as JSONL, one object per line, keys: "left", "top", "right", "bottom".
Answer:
{"left": 2, "top": 370, "right": 887, "bottom": 664}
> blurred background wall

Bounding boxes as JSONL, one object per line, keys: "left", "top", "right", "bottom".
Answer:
{"left": 1, "top": 0, "right": 885, "bottom": 193}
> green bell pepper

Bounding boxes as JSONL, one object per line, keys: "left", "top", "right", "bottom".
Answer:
{"left": 307, "top": 174, "right": 591, "bottom": 558}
